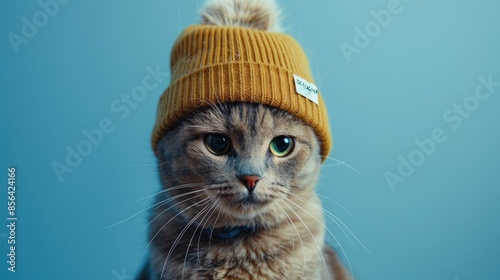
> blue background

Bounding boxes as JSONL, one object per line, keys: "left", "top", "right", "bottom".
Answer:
{"left": 1, "top": 0, "right": 499, "bottom": 279}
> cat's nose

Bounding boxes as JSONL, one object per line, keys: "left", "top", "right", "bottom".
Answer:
{"left": 239, "top": 175, "right": 260, "bottom": 192}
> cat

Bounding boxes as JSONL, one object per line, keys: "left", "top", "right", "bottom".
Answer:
{"left": 138, "top": 0, "right": 351, "bottom": 279}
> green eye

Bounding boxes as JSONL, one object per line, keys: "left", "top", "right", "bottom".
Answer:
{"left": 269, "top": 136, "right": 294, "bottom": 157}
{"left": 205, "top": 134, "right": 231, "bottom": 155}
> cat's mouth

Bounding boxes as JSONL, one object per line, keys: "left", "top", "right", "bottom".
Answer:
{"left": 232, "top": 193, "right": 272, "bottom": 209}
{"left": 237, "top": 194, "right": 265, "bottom": 205}
{"left": 215, "top": 189, "right": 274, "bottom": 216}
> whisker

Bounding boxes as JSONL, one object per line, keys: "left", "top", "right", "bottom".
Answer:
{"left": 288, "top": 192, "right": 372, "bottom": 254}
{"left": 147, "top": 192, "right": 207, "bottom": 227}
{"left": 324, "top": 156, "right": 362, "bottom": 175}
{"left": 123, "top": 182, "right": 202, "bottom": 208}
{"left": 276, "top": 202, "right": 306, "bottom": 280}
{"left": 162, "top": 197, "right": 215, "bottom": 279}
{"left": 272, "top": 205, "right": 296, "bottom": 256}
{"left": 287, "top": 193, "right": 357, "bottom": 249}
{"left": 182, "top": 201, "right": 218, "bottom": 279}
{"left": 207, "top": 205, "right": 223, "bottom": 247}
{"left": 197, "top": 201, "right": 220, "bottom": 264}
{"left": 134, "top": 194, "right": 209, "bottom": 276}
{"left": 282, "top": 196, "right": 353, "bottom": 280}
{"left": 101, "top": 189, "right": 206, "bottom": 230}
{"left": 315, "top": 193, "right": 354, "bottom": 217}
{"left": 123, "top": 189, "right": 169, "bottom": 208}
{"left": 280, "top": 198, "right": 331, "bottom": 280}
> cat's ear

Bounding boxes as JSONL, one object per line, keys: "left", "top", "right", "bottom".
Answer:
{"left": 200, "top": 0, "right": 283, "bottom": 32}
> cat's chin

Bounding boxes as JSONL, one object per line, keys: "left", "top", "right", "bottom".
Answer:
{"left": 221, "top": 197, "right": 274, "bottom": 220}
{"left": 236, "top": 194, "right": 269, "bottom": 206}
{"left": 228, "top": 210, "right": 270, "bottom": 222}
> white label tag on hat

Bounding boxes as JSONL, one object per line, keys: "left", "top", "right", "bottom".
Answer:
{"left": 293, "top": 74, "right": 319, "bottom": 105}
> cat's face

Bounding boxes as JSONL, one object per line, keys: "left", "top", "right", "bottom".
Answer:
{"left": 156, "top": 103, "right": 322, "bottom": 228}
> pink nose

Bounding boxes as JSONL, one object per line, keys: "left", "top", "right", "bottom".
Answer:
{"left": 240, "top": 175, "right": 260, "bottom": 191}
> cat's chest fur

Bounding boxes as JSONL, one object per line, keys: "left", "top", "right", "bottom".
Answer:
{"left": 149, "top": 195, "right": 331, "bottom": 280}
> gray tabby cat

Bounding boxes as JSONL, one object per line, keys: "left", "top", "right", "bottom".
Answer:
{"left": 138, "top": 0, "right": 350, "bottom": 279}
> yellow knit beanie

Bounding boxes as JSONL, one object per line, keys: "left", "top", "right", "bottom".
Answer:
{"left": 152, "top": 25, "right": 332, "bottom": 160}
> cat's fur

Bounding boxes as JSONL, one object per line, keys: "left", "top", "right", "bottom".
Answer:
{"left": 139, "top": 1, "right": 350, "bottom": 279}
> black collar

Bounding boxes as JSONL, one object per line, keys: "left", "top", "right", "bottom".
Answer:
{"left": 204, "top": 225, "right": 255, "bottom": 240}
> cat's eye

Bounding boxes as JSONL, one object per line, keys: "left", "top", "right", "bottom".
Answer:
{"left": 269, "top": 136, "right": 294, "bottom": 157}
{"left": 205, "top": 134, "right": 231, "bottom": 155}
